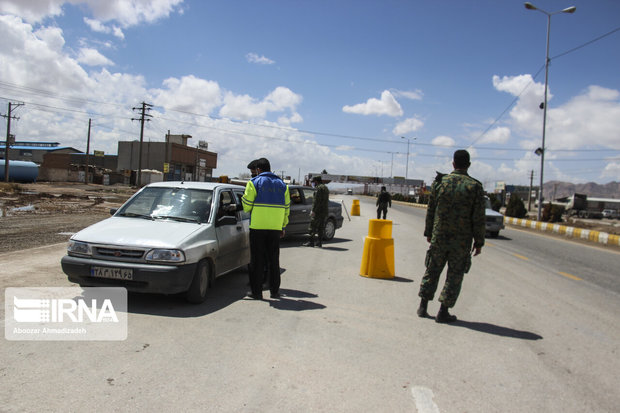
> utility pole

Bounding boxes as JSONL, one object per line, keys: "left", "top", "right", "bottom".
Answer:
{"left": 528, "top": 170, "right": 534, "bottom": 211}
{"left": 131, "top": 102, "right": 152, "bottom": 187}
{"left": 2, "top": 102, "right": 24, "bottom": 182}
{"left": 84, "top": 118, "right": 91, "bottom": 185}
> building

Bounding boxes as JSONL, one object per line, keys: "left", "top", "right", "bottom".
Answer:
{"left": 0, "top": 141, "right": 81, "bottom": 163}
{"left": 117, "top": 134, "right": 217, "bottom": 182}
{"left": 39, "top": 152, "right": 120, "bottom": 184}
{"left": 308, "top": 173, "right": 425, "bottom": 196}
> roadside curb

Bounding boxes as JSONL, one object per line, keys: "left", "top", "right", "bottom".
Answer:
{"left": 503, "top": 217, "right": 620, "bottom": 248}
{"left": 368, "top": 197, "right": 620, "bottom": 248}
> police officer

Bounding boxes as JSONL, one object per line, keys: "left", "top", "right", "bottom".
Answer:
{"left": 304, "top": 176, "right": 329, "bottom": 248}
{"left": 242, "top": 158, "right": 290, "bottom": 299}
{"left": 376, "top": 186, "right": 392, "bottom": 219}
{"left": 417, "top": 149, "right": 485, "bottom": 323}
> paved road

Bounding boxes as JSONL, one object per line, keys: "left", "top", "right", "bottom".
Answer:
{"left": 1, "top": 196, "right": 619, "bottom": 412}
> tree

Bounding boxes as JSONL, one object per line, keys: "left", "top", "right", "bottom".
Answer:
{"left": 321, "top": 169, "right": 328, "bottom": 174}
{"left": 488, "top": 193, "right": 502, "bottom": 212}
{"left": 542, "top": 203, "right": 565, "bottom": 222}
{"left": 505, "top": 194, "right": 527, "bottom": 218}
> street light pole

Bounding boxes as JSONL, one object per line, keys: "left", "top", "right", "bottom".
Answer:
{"left": 401, "top": 137, "right": 415, "bottom": 179}
{"left": 525, "top": 2, "right": 576, "bottom": 221}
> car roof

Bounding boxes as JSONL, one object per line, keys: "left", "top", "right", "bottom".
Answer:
{"left": 144, "top": 181, "right": 244, "bottom": 191}
{"left": 288, "top": 185, "right": 312, "bottom": 190}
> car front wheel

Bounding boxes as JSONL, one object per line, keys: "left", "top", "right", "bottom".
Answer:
{"left": 186, "top": 260, "right": 211, "bottom": 304}
{"left": 323, "top": 218, "right": 336, "bottom": 240}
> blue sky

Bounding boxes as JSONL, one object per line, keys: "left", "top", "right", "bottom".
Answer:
{"left": 1, "top": 0, "right": 619, "bottom": 189}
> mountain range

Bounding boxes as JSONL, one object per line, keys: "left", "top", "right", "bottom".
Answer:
{"left": 545, "top": 181, "right": 620, "bottom": 200}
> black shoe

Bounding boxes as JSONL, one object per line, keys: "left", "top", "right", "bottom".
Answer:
{"left": 270, "top": 292, "right": 280, "bottom": 299}
{"left": 302, "top": 241, "right": 314, "bottom": 247}
{"left": 245, "top": 291, "right": 262, "bottom": 300}
{"left": 435, "top": 306, "right": 457, "bottom": 323}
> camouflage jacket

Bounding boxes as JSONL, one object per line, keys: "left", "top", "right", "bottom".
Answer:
{"left": 312, "top": 184, "right": 329, "bottom": 217}
{"left": 424, "top": 170, "right": 486, "bottom": 249}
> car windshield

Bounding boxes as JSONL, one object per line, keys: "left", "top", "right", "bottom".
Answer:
{"left": 117, "top": 187, "right": 213, "bottom": 223}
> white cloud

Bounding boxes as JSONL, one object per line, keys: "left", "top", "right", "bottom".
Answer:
{"left": 494, "top": 75, "right": 620, "bottom": 151}
{"left": 601, "top": 162, "right": 620, "bottom": 180}
{"left": 477, "top": 126, "right": 511, "bottom": 145}
{"left": 84, "top": 17, "right": 125, "bottom": 39}
{"left": 343, "top": 90, "right": 403, "bottom": 117}
{"left": 246, "top": 53, "right": 275, "bottom": 65}
{"left": 153, "top": 75, "right": 222, "bottom": 114}
{"left": 0, "top": 0, "right": 184, "bottom": 27}
{"left": 392, "top": 116, "right": 424, "bottom": 136}
{"left": 0, "top": 0, "right": 65, "bottom": 23}
{"left": 219, "top": 86, "right": 302, "bottom": 121}
{"left": 112, "top": 26, "right": 124, "bottom": 39}
{"left": 391, "top": 89, "right": 423, "bottom": 100}
{"left": 0, "top": 15, "right": 88, "bottom": 90}
{"left": 432, "top": 136, "right": 455, "bottom": 147}
{"left": 76, "top": 47, "right": 113, "bottom": 66}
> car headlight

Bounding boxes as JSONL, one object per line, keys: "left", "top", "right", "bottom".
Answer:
{"left": 145, "top": 249, "right": 185, "bottom": 263}
{"left": 67, "top": 240, "right": 92, "bottom": 256}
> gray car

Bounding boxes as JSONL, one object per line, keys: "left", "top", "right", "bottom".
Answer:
{"left": 286, "top": 185, "right": 344, "bottom": 240}
{"left": 485, "top": 196, "right": 505, "bottom": 238}
{"left": 61, "top": 181, "right": 250, "bottom": 303}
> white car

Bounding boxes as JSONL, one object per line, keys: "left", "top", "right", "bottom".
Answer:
{"left": 61, "top": 182, "right": 250, "bottom": 303}
{"left": 485, "top": 197, "right": 505, "bottom": 238}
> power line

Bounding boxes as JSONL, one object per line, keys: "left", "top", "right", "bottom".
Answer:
{"left": 552, "top": 26, "right": 620, "bottom": 60}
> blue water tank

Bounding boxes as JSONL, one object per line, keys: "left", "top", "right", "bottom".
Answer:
{"left": 0, "top": 160, "right": 39, "bottom": 182}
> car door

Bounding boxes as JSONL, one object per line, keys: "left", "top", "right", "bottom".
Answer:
{"left": 233, "top": 188, "right": 251, "bottom": 267}
{"left": 287, "top": 187, "right": 313, "bottom": 234}
{"left": 214, "top": 189, "right": 246, "bottom": 275}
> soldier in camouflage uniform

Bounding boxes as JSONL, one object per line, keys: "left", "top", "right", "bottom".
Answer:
{"left": 417, "top": 149, "right": 485, "bottom": 323}
{"left": 304, "top": 176, "right": 329, "bottom": 248}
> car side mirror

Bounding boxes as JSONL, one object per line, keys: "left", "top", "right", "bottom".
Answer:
{"left": 110, "top": 208, "right": 117, "bottom": 215}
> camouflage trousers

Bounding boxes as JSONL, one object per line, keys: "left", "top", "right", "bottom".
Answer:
{"left": 418, "top": 244, "right": 472, "bottom": 308}
{"left": 309, "top": 214, "right": 326, "bottom": 239}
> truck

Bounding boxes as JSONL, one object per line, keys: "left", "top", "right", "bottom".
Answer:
{"left": 565, "top": 193, "right": 602, "bottom": 219}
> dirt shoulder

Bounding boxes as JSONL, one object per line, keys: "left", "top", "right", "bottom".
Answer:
{"left": 0, "top": 182, "right": 136, "bottom": 253}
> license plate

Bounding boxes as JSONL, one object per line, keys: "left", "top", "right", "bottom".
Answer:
{"left": 91, "top": 266, "right": 133, "bottom": 280}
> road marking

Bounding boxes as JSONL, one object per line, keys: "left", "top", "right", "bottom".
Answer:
{"left": 513, "top": 253, "right": 529, "bottom": 261}
{"left": 411, "top": 386, "right": 440, "bottom": 413}
{"left": 559, "top": 271, "right": 582, "bottom": 281}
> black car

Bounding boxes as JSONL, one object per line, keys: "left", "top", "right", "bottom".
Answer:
{"left": 285, "top": 185, "right": 344, "bottom": 240}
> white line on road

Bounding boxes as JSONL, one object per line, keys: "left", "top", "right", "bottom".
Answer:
{"left": 411, "top": 386, "right": 440, "bottom": 413}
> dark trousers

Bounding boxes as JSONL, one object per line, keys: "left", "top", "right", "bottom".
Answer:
{"left": 249, "top": 229, "right": 281, "bottom": 296}
{"left": 377, "top": 205, "right": 388, "bottom": 219}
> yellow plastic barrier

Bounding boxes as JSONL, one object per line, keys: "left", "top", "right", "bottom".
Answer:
{"left": 360, "top": 219, "right": 395, "bottom": 279}
{"left": 351, "top": 199, "right": 360, "bottom": 216}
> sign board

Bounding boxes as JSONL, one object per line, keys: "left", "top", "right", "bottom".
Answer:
{"left": 94, "top": 150, "right": 104, "bottom": 157}
{"left": 163, "top": 163, "right": 169, "bottom": 173}
{"left": 199, "top": 159, "right": 206, "bottom": 168}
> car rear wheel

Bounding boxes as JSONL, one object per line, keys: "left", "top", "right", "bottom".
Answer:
{"left": 323, "top": 218, "right": 336, "bottom": 240}
{"left": 186, "top": 260, "right": 211, "bottom": 304}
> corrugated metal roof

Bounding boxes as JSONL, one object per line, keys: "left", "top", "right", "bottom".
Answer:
{"left": 0, "top": 145, "right": 80, "bottom": 151}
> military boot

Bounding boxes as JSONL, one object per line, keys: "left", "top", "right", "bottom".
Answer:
{"left": 435, "top": 304, "right": 457, "bottom": 323}
{"left": 302, "top": 235, "right": 315, "bottom": 247}
{"left": 416, "top": 298, "right": 429, "bottom": 318}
